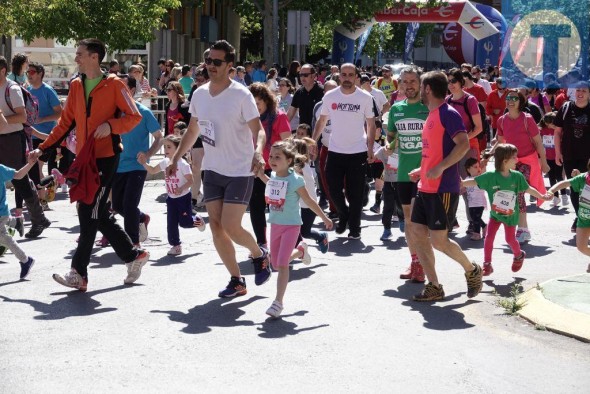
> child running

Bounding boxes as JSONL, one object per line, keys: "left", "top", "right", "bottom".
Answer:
{"left": 374, "top": 141, "right": 401, "bottom": 242}
{"left": 547, "top": 160, "right": 590, "bottom": 273}
{"left": 257, "top": 140, "right": 333, "bottom": 318}
{"left": 462, "top": 144, "right": 552, "bottom": 275}
{"left": 464, "top": 158, "right": 488, "bottom": 241}
{"left": 0, "top": 157, "right": 36, "bottom": 279}
{"left": 138, "top": 135, "right": 206, "bottom": 256}
{"left": 291, "top": 138, "right": 330, "bottom": 254}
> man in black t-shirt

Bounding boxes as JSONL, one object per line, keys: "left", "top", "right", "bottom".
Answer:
{"left": 287, "top": 64, "right": 324, "bottom": 126}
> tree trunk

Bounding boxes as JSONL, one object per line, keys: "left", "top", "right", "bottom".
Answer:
{"left": 262, "top": 0, "right": 273, "bottom": 63}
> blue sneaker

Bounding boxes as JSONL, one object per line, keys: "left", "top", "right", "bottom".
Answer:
{"left": 399, "top": 220, "right": 405, "bottom": 233}
{"left": 317, "top": 232, "right": 329, "bottom": 254}
{"left": 380, "top": 229, "right": 392, "bottom": 241}
{"left": 218, "top": 276, "right": 247, "bottom": 298}
{"left": 19, "top": 257, "right": 35, "bottom": 280}
{"left": 252, "top": 247, "right": 271, "bottom": 285}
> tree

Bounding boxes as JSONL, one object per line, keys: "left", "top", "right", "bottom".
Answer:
{"left": 0, "top": 0, "right": 182, "bottom": 53}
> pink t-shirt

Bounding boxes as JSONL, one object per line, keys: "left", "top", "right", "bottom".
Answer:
{"left": 496, "top": 112, "right": 539, "bottom": 158}
{"left": 446, "top": 93, "right": 480, "bottom": 149}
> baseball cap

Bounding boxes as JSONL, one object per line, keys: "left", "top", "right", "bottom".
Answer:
{"left": 382, "top": 65, "right": 392, "bottom": 72}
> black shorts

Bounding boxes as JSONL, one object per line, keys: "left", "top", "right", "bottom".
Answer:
{"left": 192, "top": 136, "right": 203, "bottom": 149}
{"left": 411, "top": 192, "right": 459, "bottom": 231}
{"left": 367, "top": 162, "right": 384, "bottom": 179}
{"left": 396, "top": 181, "right": 418, "bottom": 205}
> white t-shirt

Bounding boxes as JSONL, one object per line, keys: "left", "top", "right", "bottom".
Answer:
{"left": 159, "top": 157, "right": 192, "bottom": 198}
{"left": 465, "top": 177, "right": 488, "bottom": 208}
{"left": 189, "top": 80, "right": 260, "bottom": 177}
{"left": 369, "top": 88, "right": 388, "bottom": 115}
{"left": 313, "top": 101, "right": 331, "bottom": 148}
{"left": 0, "top": 81, "right": 25, "bottom": 134}
{"left": 476, "top": 79, "right": 492, "bottom": 95}
{"left": 320, "top": 87, "right": 375, "bottom": 154}
{"left": 299, "top": 164, "right": 317, "bottom": 209}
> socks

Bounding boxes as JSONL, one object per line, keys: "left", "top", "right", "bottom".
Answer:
{"left": 411, "top": 254, "right": 420, "bottom": 263}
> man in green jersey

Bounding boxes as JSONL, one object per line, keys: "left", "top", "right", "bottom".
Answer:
{"left": 387, "top": 66, "right": 429, "bottom": 282}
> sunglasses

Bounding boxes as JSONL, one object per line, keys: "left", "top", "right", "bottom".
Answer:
{"left": 204, "top": 57, "right": 226, "bottom": 67}
{"left": 166, "top": 87, "right": 176, "bottom": 92}
{"left": 299, "top": 73, "right": 313, "bottom": 78}
{"left": 279, "top": 84, "right": 288, "bottom": 87}
{"left": 448, "top": 78, "right": 458, "bottom": 84}
{"left": 505, "top": 96, "right": 519, "bottom": 102}
{"left": 26, "top": 70, "right": 38, "bottom": 75}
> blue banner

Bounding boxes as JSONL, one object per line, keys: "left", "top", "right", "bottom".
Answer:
{"left": 403, "top": 23, "right": 420, "bottom": 64}
{"left": 332, "top": 30, "right": 356, "bottom": 65}
{"left": 355, "top": 25, "right": 373, "bottom": 63}
{"left": 474, "top": 4, "right": 506, "bottom": 68}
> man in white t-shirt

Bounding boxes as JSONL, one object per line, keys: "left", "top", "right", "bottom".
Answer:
{"left": 167, "top": 40, "right": 270, "bottom": 299}
{"left": 312, "top": 63, "right": 377, "bottom": 239}
{"left": 360, "top": 74, "right": 389, "bottom": 116}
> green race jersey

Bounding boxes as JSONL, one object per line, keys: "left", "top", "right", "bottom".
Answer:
{"left": 569, "top": 172, "right": 590, "bottom": 227}
{"left": 475, "top": 170, "right": 529, "bottom": 226}
{"left": 387, "top": 99, "right": 429, "bottom": 182}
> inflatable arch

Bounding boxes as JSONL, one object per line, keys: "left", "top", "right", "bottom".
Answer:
{"left": 332, "top": 1, "right": 500, "bottom": 66}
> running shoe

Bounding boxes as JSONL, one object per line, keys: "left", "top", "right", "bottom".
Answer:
{"left": 347, "top": 231, "right": 361, "bottom": 240}
{"left": 380, "top": 228, "right": 392, "bottom": 241}
{"left": 193, "top": 215, "right": 207, "bottom": 232}
{"left": 124, "top": 250, "right": 150, "bottom": 284}
{"left": 317, "top": 232, "right": 329, "bottom": 254}
{"left": 167, "top": 245, "right": 182, "bottom": 256}
{"left": 252, "top": 247, "right": 271, "bottom": 285}
{"left": 562, "top": 194, "right": 569, "bottom": 206}
{"left": 297, "top": 242, "right": 311, "bottom": 265}
{"left": 19, "top": 257, "right": 35, "bottom": 280}
{"left": 53, "top": 269, "right": 88, "bottom": 292}
{"left": 465, "top": 263, "right": 483, "bottom": 298}
{"left": 512, "top": 251, "right": 526, "bottom": 273}
{"left": 138, "top": 214, "right": 150, "bottom": 243}
{"left": 266, "top": 300, "right": 284, "bottom": 318}
{"left": 399, "top": 220, "right": 405, "bottom": 233}
{"left": 413, "top": 283, "right": 445, "bottom": 301}
{"left": 482, "top": 262, "right": 494, "bottom": 276}
{"left": 551, "top": 196, "right": 560, "bottom": 207}
{"left": 400, "top": 263, "right": 413, "bottom": 280}
{"left": 218, "top": 276, "right": 247, "bottom": 298}
{"left": 369, "top": 204, "right": 381, "bottom": 214}
{"left": 25, "top": 218, "right": 51, "bottom": 239}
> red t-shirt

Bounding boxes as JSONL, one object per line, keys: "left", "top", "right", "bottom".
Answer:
{"left": 540, "top": 126, "right": 556, "bottom": 160}
{"left": 446, "top": 93, "right": 480, "bottom": 149}
{"left": 260, "top": 112, "right": 291, "bottom": 169}
{"left": 167, "top": 107, "right": 180, "bottom": 136}
{"left": 496, "top": 112, "right": 539, "bottom": 158}
{"left": 465, "top": 84, "right": 488, "bottom": 103}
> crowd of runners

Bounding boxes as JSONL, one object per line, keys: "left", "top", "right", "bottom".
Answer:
{"left": 1, "top": 38, "right": 589, "bottom": 318}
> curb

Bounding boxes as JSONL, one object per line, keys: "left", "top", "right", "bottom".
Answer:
{"left": 518, "top": 284, "right": 590, "bottom": 343}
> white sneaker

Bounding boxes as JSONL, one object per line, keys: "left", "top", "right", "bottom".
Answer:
{"left": 551, "top": 196, "right": 560, "bottom": 207}
{"left": 52, "top": 269, "right": 87, "bottom": 291}
{"left": 392, "top": 215, "right": 399, "bottom": 222}
{"left": 266, "top": 300, "right": 284, "bottom": 318}
{"left": 61, "top": 184, "right": 68, "bottom": 193}
{"left": 167, "top": 245, "right": 182, "bottom": 256}
{"left": 297, "top": 242, "right": 311, "bottom": 265}
{"left": 138, "top": 214, "right": 150, "bottom": 243}
{"left": 193, "top": 215, "right": 206, "bottom": 232}
{"left": 562, "top": 194, "right": 569, "bottom": 206}
{"left": 124, "top": 250, "right": 150, "bottom": 284}
{"left": 517, "top": 229, "right": 531, "bottom": 244}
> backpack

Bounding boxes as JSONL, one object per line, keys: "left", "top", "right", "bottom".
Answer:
{"left": 447, "top": 93, "right": 490, "bottom": 140}
{"left": 4, "top": 80, "right": 39, "bottom": 126}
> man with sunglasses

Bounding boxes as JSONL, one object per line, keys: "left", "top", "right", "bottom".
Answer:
{"left": 26, "top": 62, "right": 64, "bottom": 206}
{"left": 287, "top": 64, "right": 324, "bottom": 127}
{"left": 0, "top": 56, "right": 50, "bottom": 238}
{"left": 485, "top": 77, "right": 508, "bottom": 142}
{"left": 167, "top": 40, "right": 270, "bottom": 299}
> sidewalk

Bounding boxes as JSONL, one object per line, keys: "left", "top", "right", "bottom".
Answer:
{"left": 519, "top": 274, "right": 590, "bottom": 342}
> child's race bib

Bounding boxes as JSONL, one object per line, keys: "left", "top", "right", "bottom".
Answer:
{"left": 386, "top": 153, "right": 399, "bottom": 172}
{"left": 198, "top": 120, "right": 216, "bottom": 146}
{"left": 579, "top": 184, "right": 590, "bottom": 209}
{"left": 264, "top": 179, "right": 288, "bottom": 207}
{"left": 542, "top": 135, "right": 554, "bottom": 148}
{"left": 491, "top": 190, "right": 516, "bottom": 215}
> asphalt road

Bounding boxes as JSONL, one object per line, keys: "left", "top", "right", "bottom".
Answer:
{"left": 1, "top": 178, "right": 589, "bottom": 392}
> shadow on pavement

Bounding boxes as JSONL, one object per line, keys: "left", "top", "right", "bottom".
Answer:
{"left": 502, "top": 244, "right": 554, "bottom": 258}
{"left": 288, "top": 263, "right": 328, "bottom": 282}
{"left": 256, "top": 310, "right": 329, "bottom": 338}
{"left": 0, "top": 279, "right": 24, "bottom": 287}
{"left": 54, "top": 225, "right": 80, "bottom": 235}
{"left": 0, "top": 284, "right": 132, "bottom": 320}
{"left": 152, "top": 252, "right": 201, "bottom": 266}
{"left": 383, "top": 282, "right": 478, "bottom": 330}
{"left": 88, "top": 252, "right": 127, "bottom": 270}
{"left": 329, "top": 237, "right": 375, "bottom": 257}
{"left": 152, "top": 295, "right": 266, "bottom": 334}
{"left": 483, "top": 278, "right": 525, "bottom": 297}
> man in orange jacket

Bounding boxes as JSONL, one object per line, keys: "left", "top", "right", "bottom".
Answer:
{"left": 30, "top": 38, "right": 149, "bottom": 291}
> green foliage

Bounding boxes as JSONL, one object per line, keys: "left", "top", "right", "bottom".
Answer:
{"left": 495, "top": 283, "right": 527, "bottom": 315}
{"left": 0, "top": 0, "right": 181, "bottom": 53}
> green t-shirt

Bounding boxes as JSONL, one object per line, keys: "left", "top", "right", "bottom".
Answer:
{"left": 84, "top": 76, "right": 103, "bottom": 102}
{"left": 387, "top": 99, "right": 429, "bottom": 182}
{"left": 569, "top": 172, "right": 590, "bottom": 228}
{"left": 475, "top": 170, "right": 529, "bottom": 226}
{"left": 179, "top": 76, "right": 194, "bottom": 95}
